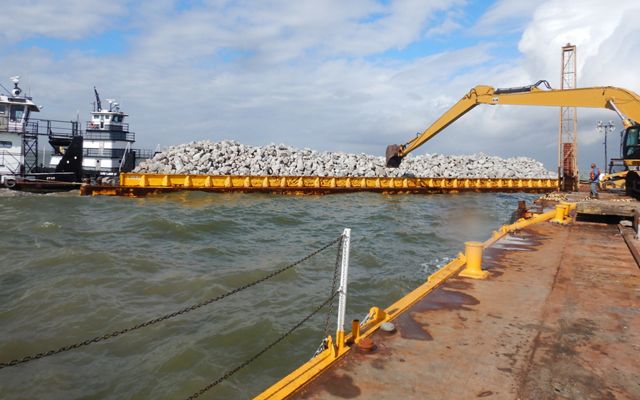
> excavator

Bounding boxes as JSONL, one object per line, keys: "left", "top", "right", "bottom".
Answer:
{"left": 385, "top": 80, "right": 640, "bottom": 198}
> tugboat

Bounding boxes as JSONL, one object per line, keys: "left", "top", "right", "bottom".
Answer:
{"left": 0, "top": 76, "right": 83, "bottom": 192}
{"left": 50, "top": 88, "right": 151, "bottom": 179}
{"left": 0, "top": 77, "right": 153, "bottom": 193}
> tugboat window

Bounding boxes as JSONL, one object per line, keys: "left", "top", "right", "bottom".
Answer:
{"left": 0, "top": 104, "right": 5, "bottom": 114}
{"left": 0, "top": 141, "right": 12, "bottom": 148}
{"left": 10, "top": 106, "right": 24, "bottom": 122}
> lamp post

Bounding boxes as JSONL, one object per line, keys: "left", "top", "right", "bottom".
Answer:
{"left": 597, "top": 120, "right": 616, "bottom": 173}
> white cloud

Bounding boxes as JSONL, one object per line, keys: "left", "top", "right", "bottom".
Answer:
{"left": 518, "top": 0, "right": 640, "bottom": 169}
{"left": 0, "top": 0, "right": 128, "bottom": 43}
{"left": 2, "top": 0, "right": 640, "bottom": 173}
{"left": 473, "top": 0, "right": 538, "bottom": 35}
{"left": 132, "top": 0, "right": 463, "bottom": 64}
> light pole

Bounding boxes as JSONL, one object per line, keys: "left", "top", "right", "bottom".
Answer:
{"left": 597, "top": 120, "right": 615, "bottom": 173}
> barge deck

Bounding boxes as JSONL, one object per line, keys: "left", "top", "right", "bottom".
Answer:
{"left": 259, "top": 204, "right": 640, "bottom": 399}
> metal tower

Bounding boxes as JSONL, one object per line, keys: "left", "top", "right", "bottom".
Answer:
{"left": 558, "top": 43, "right": 578, "bottom": 191}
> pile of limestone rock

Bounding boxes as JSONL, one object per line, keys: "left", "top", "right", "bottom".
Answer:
{"left": 134, "top": 140, "right": 556, "bottom": 179}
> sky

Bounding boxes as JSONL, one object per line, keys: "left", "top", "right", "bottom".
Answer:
{"left": 2, "top": 0, "right": 640, "bottom": 172}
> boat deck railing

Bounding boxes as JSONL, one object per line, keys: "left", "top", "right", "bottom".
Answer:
{"left": 82, "top": 131, "right": 135, "bottom": 142}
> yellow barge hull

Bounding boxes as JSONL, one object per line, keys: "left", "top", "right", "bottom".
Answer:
{"left": 81, "top": 173, "right": 558, "bottom": 197}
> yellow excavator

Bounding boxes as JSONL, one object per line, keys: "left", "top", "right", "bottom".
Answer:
{"left": 385, "top": 80, "right": 640, "bottom": 197}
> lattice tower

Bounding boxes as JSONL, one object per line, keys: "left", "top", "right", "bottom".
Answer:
{"left": 558, "top": 43, "right": 578, "bottom": 191}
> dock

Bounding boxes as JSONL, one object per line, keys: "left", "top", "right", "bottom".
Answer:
{"left": 257, "top": 200, "right": 640, "bottom": 399}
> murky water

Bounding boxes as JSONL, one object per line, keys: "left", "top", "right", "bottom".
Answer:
{"left": 0, "top": 190, "right": 536, "bottom": 399}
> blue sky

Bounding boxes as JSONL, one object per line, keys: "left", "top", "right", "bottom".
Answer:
{"left": 2, "top": 0, "right": 639, "bottom": 172}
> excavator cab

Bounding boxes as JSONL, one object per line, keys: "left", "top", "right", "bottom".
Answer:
{"left": 619, "top": 125, "right": 640, "bottom": 198}
{"left": 622, "top": 125, "right": 640, "bottom": 160}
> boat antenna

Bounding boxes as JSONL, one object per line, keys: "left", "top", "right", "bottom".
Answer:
{"left": 0, "top": 76, "right": 19, "bottom": 96}
{"left": 94, "top": 86, "right": 102, "bottom": 111}
{"left": 0, "top": 82, "right": 11, "bottom": 96}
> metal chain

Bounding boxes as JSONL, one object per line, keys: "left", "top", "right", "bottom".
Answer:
{"left": 312, "top": 237, "right": 343, "bottom": 359}
{"left": 0, "top": 236, "right": 342, "bottom": 370}
{"left": 322, "top": 235, "right": 343, "bottom": 339}
{"left": 185, "top": 292, "right": 339, "bottom": 400}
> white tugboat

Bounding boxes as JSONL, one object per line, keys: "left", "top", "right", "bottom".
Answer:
{"left": 50, "top": 88, "right": 151, "bottom": 177}
{"left": 0, "top": 77, "right": 40, "bottom": 185}
{"left": 0, "top": 76, "right": 152, "bottom": 192}
{"left": 0, "top": 76, "right": 83, "bottom": 191}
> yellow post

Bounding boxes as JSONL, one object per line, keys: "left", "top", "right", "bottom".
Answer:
{"left": 560, "top": 201, "right": 575, "bottom": 218}
{"left": 552, "top": 204, "right": 568, "bottom": 223}
{"left": 459, "top": 241, "right": 489, "bottom": 279}
{"left": 351, "top": 320, "right": 360, "bottom": 344}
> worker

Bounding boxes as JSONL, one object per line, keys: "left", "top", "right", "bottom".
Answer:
{"left": 589, "top": 163, "right": 600, "bottom": 198}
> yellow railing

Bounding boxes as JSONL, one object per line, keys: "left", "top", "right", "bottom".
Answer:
{"left": 254, "top": 203, "right": 574, "bottom": 400}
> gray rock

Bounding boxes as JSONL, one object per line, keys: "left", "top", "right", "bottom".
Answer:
{"left": 134, "top": 140, "right": 557, "bottom": 179}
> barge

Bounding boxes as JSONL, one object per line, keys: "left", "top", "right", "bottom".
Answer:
{"left": 80, "top": 173, "right": 558, "bottom": 197}
{"left": 254, "top": 197, "right": 639, "bottom": 399}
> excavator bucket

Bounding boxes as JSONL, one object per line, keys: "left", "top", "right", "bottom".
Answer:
{"left": 386, "top": 144, "right": 404, "bottom": 168}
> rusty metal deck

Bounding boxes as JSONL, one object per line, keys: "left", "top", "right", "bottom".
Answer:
{"left": 290, "top": 222, "right": 640, "bottom": 399}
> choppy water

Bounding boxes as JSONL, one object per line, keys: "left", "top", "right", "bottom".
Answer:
{"left": 0, "top": 190, "right": 536, "bottom": 399}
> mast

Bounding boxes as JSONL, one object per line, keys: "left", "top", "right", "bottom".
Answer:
{"left": 93, "top": 86, "right": 102, "bottom": 112}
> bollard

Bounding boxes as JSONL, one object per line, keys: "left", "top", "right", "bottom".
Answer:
{"left": 560, "top": 202, "right": 572, "bottom": 219}
{"left": 351, "top": 320, "right": 360, "bottom": 344}
{"left": 552, "top": 204, "right": 568, "bottom": 223}
{"left": 459, "top": 241, "right": 489, "bottom": 279}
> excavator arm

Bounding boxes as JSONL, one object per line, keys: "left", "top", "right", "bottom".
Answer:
{"left": 386, "top": 81, "right": 640, "bottom": 167}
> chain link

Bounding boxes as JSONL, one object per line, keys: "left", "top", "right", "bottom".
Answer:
{"left": 0, "top": 236, "right": 342, "bottom": 370}
{"left": 185, "top": 292, "right": 339, "bottom": 399}
{"left": 312, "top": 234, "right": 344, "bottom": 358}
{"left": 322, "top": 236, "right": 343, "bottom": 340}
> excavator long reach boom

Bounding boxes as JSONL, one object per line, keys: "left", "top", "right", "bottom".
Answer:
{"left": 385, "top": 81, "right": 640, "bottom": 167}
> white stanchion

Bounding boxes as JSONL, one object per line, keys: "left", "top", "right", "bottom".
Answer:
{"left": 335, "top": 228, "right": 351, "bottom": 338}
